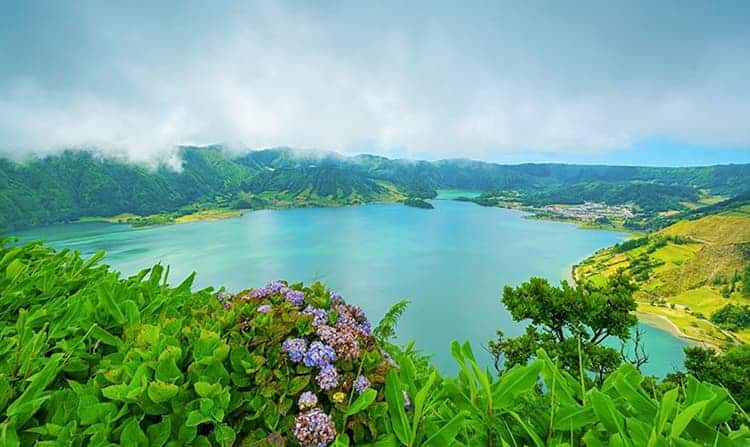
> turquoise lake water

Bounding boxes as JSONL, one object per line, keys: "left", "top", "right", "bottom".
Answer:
{"left": 16, "top": 199, "right": 690, "bottom": 376}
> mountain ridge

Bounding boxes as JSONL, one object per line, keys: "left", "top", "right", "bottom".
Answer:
{"left": 1, "top": 145, "right": 749, "bottom": 232}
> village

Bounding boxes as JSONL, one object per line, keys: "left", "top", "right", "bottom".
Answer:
{"left": 537, "top": 201, "right": 635, "bottom": 221}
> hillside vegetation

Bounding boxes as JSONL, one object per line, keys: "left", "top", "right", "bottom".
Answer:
{"left": 2, "top": 239, "right": 750, "bottom": 446}
{"left": 575, "top": 202, "right": 750, "bottom": 347}
{"left": 1, "top": 146, "right": 749, "bottom": 232}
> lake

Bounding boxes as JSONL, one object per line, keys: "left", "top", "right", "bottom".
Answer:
{"left": 17, "top": 198, "right": 690, "bottom": 376}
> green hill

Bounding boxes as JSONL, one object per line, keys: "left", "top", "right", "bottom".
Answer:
{"left": 575, "top": 202, "right": 750, "bottom": 347}
{"left": 1, "top": 147, "right": 749, "bottom": 232}
{"left": 243, "top": 166, "right": 403, "bottom": 206}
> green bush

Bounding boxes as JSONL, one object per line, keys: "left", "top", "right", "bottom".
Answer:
{"left": 711, "top": 304, "right": 750, "bottom": 330}
{"left": 2, "top": 239, "right": 749, "bottom": 446}
{"left": 0, "top": 239, "right": 390, "bottom": 446}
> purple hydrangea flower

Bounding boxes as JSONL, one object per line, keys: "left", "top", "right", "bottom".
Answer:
{"left": 359, "top": 320, "right": 372, "bottom": 335}
{"left": 282, "top": 338, "right": 308, "bottom": 363}
{"left": 303, "top": 305, "right": 328, "bottom": 327}
{"left": 223, "top": 301, "right": 231, "bottom": 310}
{"left": 316, "top": 321, "right": 362, "bottom": 360}
{"left": 267, "top": 281, "right": 285, "bottom": 294}
{"left": 257, "top": 304, "right": 272, "bottom": 313}
{"left": 316, "top": 364, "right": 339, "bottom": 390}
{"left": 251, "top": 280, "right": 287, "bottom": 299}
{"left": 353, "top": 375, "right": 371, "bottom": 394}
{"left": 298, "top": 391, "right": 318, "bottom": 410}
{"left": 251, "top": 287, "right": 271, "bottom": 299}
{"left": 293, "top": 408, "right": 336, "bottom": 447}
{"left": 329, "top": 291, "right": 343, "bottom": 304}
{"left": 216, "top": 291, "right": 232, "bottom": 301}
{"left": 303, "top": 341, "right": 336, "bottom": 368}
{"left": 285, "top": 289, "right": 305, "bottom": 306}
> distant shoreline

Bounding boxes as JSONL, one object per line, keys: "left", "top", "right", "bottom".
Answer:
{"left": 635, "top": 311, "right": 718, "bottom": 350}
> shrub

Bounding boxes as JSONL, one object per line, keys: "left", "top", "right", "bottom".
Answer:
{"left": 711, "top": 303, "right": 750, "bottom": 330}
{"left": 0, "top": 239, "right": 390, "bottom": 446}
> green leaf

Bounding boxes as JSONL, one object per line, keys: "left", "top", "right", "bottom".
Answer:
{"left": 88, "top": 325, "right": 123, "bottom": 349}
{"left": 493, "top": 360, "right": 543, "bottom": 406}
{"left": 332, "top": 433, "right": 350, "bottom": 447}
{"left": 186, "top": 410, "right": 212, "bottom": 427}
{"left": 6, "top": 354, "right": 61, "bottom": 423}
{"left": 120, "top": 417, "right": 148, "bottom": 447}
{"left": 358, "top": 434, "right": 398, "bottom": 447}
{"left": 385, "top": 370, "right": 410, "bottom": 445}
{"left": 102, "top": 384, "right": 130, "bottom": 402}
{"left": 345, "top": 388, "right": 377, "bottom": 416}
{"left": 553, "top": 404, "right": 598, "bottom": 430}
{"left": 670, "top": 401, "right": 707, "bottom": 439}
{"left": 5, "top": 259, "right": 26, "bottom": 280}
{"left": 147, "top": 381, "right": 180, "bottom": 403}
{"left": 583, "top": 429, "right": 606, "bottom": 447}
{"left": 589, "top": 389, "right": 626, "bottom": 439}
{"left": 155, "top": 355, "right": 183, "bottom": 383}
{"left": 194, "top": 382, "right": 222, "bottom": 398}
{"left": 213, "top": 424, "right": 236, "bottom": 447}
{"left": 97, "top": 283, "right": 125, "bottom": 324}
{"left": 122, "top": 299, "right": 141, "bottom": 326}
{"left": 420, "top": 410, "right": 467, "bottom": 447}
{"left": 287, "top": 375, "right": 311, "bottom": 394}
{"left": 656, "top": 388, "right": 679, "bottom": 436}
{"left": 147, "top": 416, "right": 172, "bottom": 447}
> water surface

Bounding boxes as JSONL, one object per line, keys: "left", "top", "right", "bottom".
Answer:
{"left": 17, "top": 200, "right": 688, "bottom": 375}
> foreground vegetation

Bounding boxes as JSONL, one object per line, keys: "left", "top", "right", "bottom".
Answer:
{"left": 2, "top": 239, "right": 750, "bottom": 446}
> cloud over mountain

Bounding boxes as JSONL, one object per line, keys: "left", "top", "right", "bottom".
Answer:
{"left": 1, "top": 1, "right": 749, "bottom": 162}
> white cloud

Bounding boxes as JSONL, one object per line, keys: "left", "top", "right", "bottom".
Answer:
{"left": 0, "top": 1, "right": 749, "bottom": 162}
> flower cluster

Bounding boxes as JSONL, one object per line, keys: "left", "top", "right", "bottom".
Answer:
{"left": 316, "top": 323, "right": 361, "bottom": 360}
{"left": 298, "top": 391, "right": 318, "bottom": 410}
{"left": 250, "top": 280, "right": 286, "bottom": 299}
{"left": 303, "top": 305, "right": 328, "bottom": 327}
{"left": 316, "top": 364, "right": 339, "bottom": 390}
{"left": 303, "top": 341, "right": 337, "bottom": 368}
{"left": 353, "top": 375, "right": 371, "bottom": 394}
{"left": 312, "top": 303, "right": 374, "bottom": 361}
{"left": 256, "top": 304, "right": 272, "bottom": 313}
{"left": 293, "top": 408, "right": 336, "bottom": 447}
{"left": 282, "top": 338, "right": 308, "bottom": 363}
{"left": 329, "top": 291, "right": 343, "bottom": 304}
{"left": 285, "top": 289, "right": 305, "bottom": 306}
{"left": 234, "top": 281, "right": 387, "bottom": 446}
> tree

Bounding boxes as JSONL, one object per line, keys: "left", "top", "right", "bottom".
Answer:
{"left": 489, "top": 271, "right": 638, "bottom": 383}
{"left": 683, "top": 345, "right": 750, "bottom": 414}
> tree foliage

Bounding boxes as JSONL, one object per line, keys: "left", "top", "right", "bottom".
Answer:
{"left": 682, "top": 345, "right": 750, "bottom": 415}
{"left": 710, "top": 304, "right": 750, "bottom": 331}
{"left": 490, "top": 272, "right": 638, "bottom": 383}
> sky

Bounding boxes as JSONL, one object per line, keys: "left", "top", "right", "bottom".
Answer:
{"left": 1, "top": 0, "right": 750, "bottom": 166}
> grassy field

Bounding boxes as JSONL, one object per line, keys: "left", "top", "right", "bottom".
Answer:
{"left": 173, "top": 208, "right": 247, "bottom": 223}
{"left": 574, "top": 212, "right": 750, "bottom": 348}
{"left": 660, "top": 214, "right": 750, "bottom": 244}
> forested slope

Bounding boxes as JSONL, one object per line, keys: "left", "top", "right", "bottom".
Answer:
{"left": 1, "top": 146, "right": 749, "bottom": 232}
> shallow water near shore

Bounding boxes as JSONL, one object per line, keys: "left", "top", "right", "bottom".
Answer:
{"left": 17, "top": 199, "right": 690, "bottom": 376}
